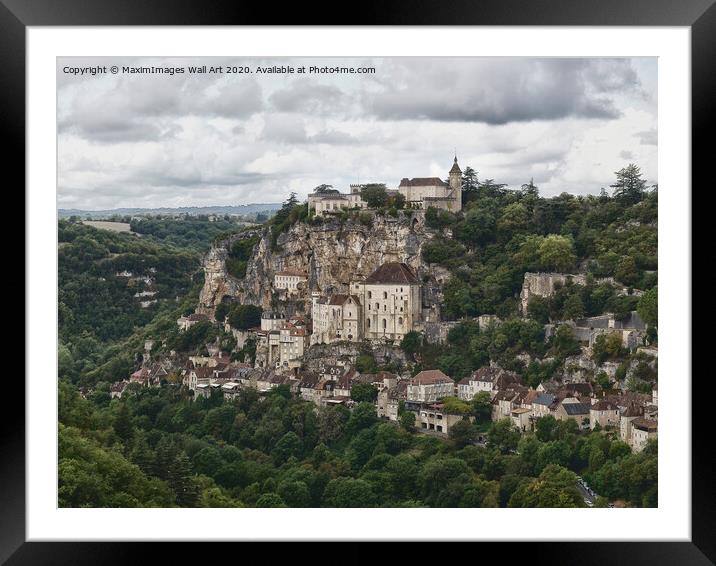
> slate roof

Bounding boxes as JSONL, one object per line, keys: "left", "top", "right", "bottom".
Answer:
{"left": 449, "top": 157, "right": 462, "bottom": 174}
{"left": 562, "top": 402, "right": 591, "bottom": 415}
{"left": 398, "top": 177, "right": 448, "bottom": 187}
{"left": 363, "top": 262, "right": 419, "bottom": 285}
{"left": 533, "top": 393, "right": 558, "bottom": 407}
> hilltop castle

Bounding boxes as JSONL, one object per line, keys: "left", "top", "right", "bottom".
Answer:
{"left": 308, "top": 156, "right": 463, "bottom": 216}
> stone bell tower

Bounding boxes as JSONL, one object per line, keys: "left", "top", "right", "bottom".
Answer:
{"left": 448, "top": 155, "right": 462, "bottom": 212}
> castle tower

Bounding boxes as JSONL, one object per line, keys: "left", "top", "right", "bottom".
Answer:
{"left": 448, "top": 155, "right": 462, "bottom": 212}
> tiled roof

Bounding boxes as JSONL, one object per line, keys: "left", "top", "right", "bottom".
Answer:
{"left": 632, "top": 417, "right": 658, "bottom": 432}
{"left": 562, "top": 402, "right": 591, "bottom": 415}
{"left": 412, "top": 369, "right": 452, "bottom": 385}
{"left": 363, "top": 262, "right": 419, "bottom": 285}
{"left": 591, "top": 400, "right": 619, "bottom": 411}
{"left": 533, "top": 393, "right": 557, "bottom": 407}
{"left": 398, "top": 177, "right": 447, "bottom": 187}
{"left": 328, "top": 294, "right": 361, "bottom": 306}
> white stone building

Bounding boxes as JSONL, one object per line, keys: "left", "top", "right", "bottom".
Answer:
{"left": 308, "top": 187, "right": 367, "bottom": 217}
{"left": 630, "top": 417, "right": 658, "bottom": 452}
{"left": 310, "top": 293, "right": 363, "bottom": 345}
{"left": 407, "top": 370, "right": 454, "bottom": 403}
{"left": 350, "top": 262, "right": 423, "bottom": 342}
{"left": 260, "top": 311, "right": 285, "bottom": 332}
{"left": 397, "top": 156, "right": 463, "bottom": 213}
{"left": 274, "top": 270, "right": 307, "bottom": 294}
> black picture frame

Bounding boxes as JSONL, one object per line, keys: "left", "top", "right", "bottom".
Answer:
{"left": 4, "top": 0, "right": 710, "bottom": 562}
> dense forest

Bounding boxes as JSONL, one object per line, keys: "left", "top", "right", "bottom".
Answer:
{"left": 59, "top": 381, "right": 657, "bottom": 508}
{"left": 58, "top": 221, "right": 203, "bottom": 387}
{"left": 129, "top": 216, "right": 255, "bottom": 252}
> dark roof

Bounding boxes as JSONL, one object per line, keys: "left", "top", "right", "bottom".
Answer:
{"left": 187, "top": 313, "right": 209, "bottom": 321}
{"left": 449, "top": 157, "right": 462, "bottom": 174}
{"left": 562, "top": 402, "right": 591, "bottom": 415}
{"left": 363, "top": 262, "right": 419, "bottom": 285}
{"left": 632, "top": 417, "right": 658, "bottom": 432}
{"left": 591, "top": 400, "right": 619, "bottom": 411}
{"left": 622, "top": 403, "right": 644, "bottom": 417}
{"left": 328, "top": 294, "right": 361, "bottom": 306}
{"left": 398, "top": 177, "right": 447, "bottom": 188}
{"left": 533, "top": 393, "right": 557, "bottom": 406}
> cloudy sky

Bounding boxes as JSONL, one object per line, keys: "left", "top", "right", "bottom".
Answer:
{"left": 57, "top": 57, "right": 657, "bottom": 210}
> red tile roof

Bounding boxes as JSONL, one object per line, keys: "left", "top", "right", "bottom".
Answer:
{"left": 412, "top": 369, "right": 452, "bottom": 385}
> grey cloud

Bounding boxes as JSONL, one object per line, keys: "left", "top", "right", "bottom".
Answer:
{"left": 619, "top": 150, "right": 634, "bottom": 160}
{"left": 365, "top": 59, "right": 638, "bottom": 124}
{"left": 635, "top": 129, "right": 658, "bottom": 145}
{"left": 269, "top": 79, "right": 347, "bottom": 114}
{"left": 59, "top": 70, "right": 263, "bottom": 143}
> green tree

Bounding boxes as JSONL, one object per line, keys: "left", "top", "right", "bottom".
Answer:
{"left": 637, "top": 286, "right": 658, "bottom": 327}
{"left": 538, "top": 235, "right": 576, "bottom": 272}
{"left": 488, "top": 419, "right": 520, "bottom": 454}
{"left": 509, "top": 464, "right": 584, "bottom": 508}
{"left": 323, "top": 478, "right": 376, "bottom": 507}
{"left": 360, "top": 184, "right": 389, "bottom": 208}
{"left": 400, "top": 330, "right": 423, "bottom": 360}
{"left": 610, "top": 163, "right": 647, "bottom": 204}
{"left": 255, "top": 493, "right": 287, "bottom": 507}
{"left": 449, "top": 419, "right": 477, "bottom": 449}
{"left": 399, "top": 411, "right": 416, "bottom": 432}
{"left": 113, "top": 402, "right": 134, "bottom": 444}
{"left": 314, "top": 184, "right": 338, "bottom": 194}
{"left": 471, "top": 391, "right": 493, "bottom": 425}
{"left": 350, "top": 382, "right": 379, "bottom": 403}
{"left": 168, "top": 453, "right": 199, "bottom": 507}
{"left": 228, "top": 304, "right": 262, "bottom": 330}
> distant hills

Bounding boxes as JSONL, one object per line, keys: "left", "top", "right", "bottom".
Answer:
{"left": 58, "top": 203, "right": 283, "bottom": 219}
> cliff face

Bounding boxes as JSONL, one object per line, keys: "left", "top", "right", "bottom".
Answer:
{"left": 198, "top": 211, "right": 439, "bottom": 316}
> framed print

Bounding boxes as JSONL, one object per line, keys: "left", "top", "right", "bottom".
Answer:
{"left": 5, "top": 0, "right": 712, "bottom": 562}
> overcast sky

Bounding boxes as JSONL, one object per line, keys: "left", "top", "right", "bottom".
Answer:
{"left": 57, "top": 57, "right": 657, "bottom": 210}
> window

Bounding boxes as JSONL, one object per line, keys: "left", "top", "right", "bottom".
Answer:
{"left": 383, "top": 291, "right": 388, "bottom": 299}
{"left": 382, "top": 319, "right": 387, "bottom": 330}
{"left": 398, "top": 317, "right": 403, "bottom": 325}
{"left": 368, "top": 291, "right": 372, "bottom": 299}
{"left": 367, "top": 319, "right": 371, "bottom": 328}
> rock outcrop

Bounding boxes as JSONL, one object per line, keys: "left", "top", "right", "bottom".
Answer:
{"left": 198, "top": 211, "right": 438, "bottom": 317}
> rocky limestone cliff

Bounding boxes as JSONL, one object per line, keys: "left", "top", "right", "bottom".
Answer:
{"left": 198, "top": 211, "right": 441, "bottom": 317}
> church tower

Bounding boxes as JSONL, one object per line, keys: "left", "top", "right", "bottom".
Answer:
{"left": 448, "top": 155, "right": 462, "bottom": 212}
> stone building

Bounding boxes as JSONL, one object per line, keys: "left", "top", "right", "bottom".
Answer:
{"left": 590, "top": 400, "right": 621, "bottom": 429}
{"left": 350, "top": 262, "right": 423, "bottom": 342}
{"left": 407, "top": 369, "right": 454, "bottom": 403}
{"left": 310, "top": 293, "right": 363, "bottom": 345}
{"left": 274, "top": 269, "right": 307, "bottom": 295}
{"left": 630, "top": 417, "right": 658, "bottom": 452}
{"left": 307, "top": 156, "right": 463, "bottom": 216}
{"left": 397, "top": 157, "right": 463, "bottom": 213}
{"left": 260, "top": 311, "right": 285, "bottom": 332}
{"left": 519, "top": 272, "right": 588, "bottom": 314}
{"left": 308, "top": 186, "right": 367, "bottom": 217}
{"left": 177, "top": 312, "right": 209, "bottom": 331}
